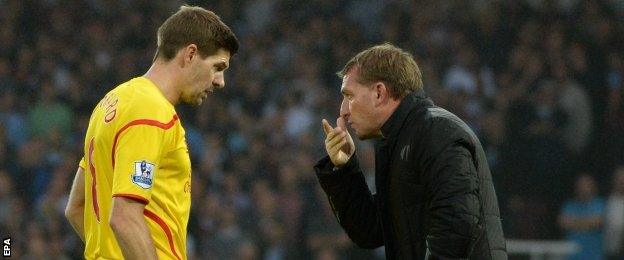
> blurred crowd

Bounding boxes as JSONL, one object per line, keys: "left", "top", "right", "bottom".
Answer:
{"left": 1, "top": 0, "right": 624, "bottom": 259}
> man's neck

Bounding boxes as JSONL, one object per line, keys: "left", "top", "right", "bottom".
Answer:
{"left": 143, "top": 61, "right": 181, "bottom": 105}
{"left": 378, "top": 98, "right": 402, "bottom": 128}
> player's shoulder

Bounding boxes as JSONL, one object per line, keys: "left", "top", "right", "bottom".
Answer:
{"left": 113, "top": 77, "right": 165, "bottom": 103}
{"left": 106, "top": 77, "right": 176, "bottom": 124}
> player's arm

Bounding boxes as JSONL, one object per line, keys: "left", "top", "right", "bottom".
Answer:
{"left": 65, "top": 166, "right": 86, "bottom": 242}
{"left": 110, "top": 197, "right": 157, "bottom": 260}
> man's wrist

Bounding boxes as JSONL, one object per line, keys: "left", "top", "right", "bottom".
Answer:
{"left": 331, "top": 156, "right": 355, "bottom": 173}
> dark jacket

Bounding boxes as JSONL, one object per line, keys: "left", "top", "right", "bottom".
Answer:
{"left": 314, "top": 91, "right": 507, "bottom": 259}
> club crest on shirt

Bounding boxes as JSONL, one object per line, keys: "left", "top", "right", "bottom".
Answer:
{"left": 132, "top": 160, "right": 155, "bottom": 189}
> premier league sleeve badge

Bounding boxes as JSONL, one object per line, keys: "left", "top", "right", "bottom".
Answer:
{"left": 132, "top": 160, "right": 155, "bottom": 189}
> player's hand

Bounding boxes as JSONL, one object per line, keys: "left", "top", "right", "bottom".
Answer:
{"left": 322, "top": 117, "right": 355, "bottom": 167}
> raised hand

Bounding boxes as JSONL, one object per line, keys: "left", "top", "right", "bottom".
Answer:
{"left": 322, "top": 117, "right": 355, "bottom": 167}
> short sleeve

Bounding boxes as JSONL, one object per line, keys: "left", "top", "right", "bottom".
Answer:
{"left": 111, "top": 124, "right": 169, "bottom": 204}
{"left": 79, "top": 157, "right": 86, "bottom": 169}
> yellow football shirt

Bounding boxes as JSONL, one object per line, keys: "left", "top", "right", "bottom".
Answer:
{"left": 79, "top": 77, "right": 191, "bottom": 260}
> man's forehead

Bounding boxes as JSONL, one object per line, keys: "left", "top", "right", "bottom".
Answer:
{"left": 340, "top": 71, "right": 359, "bottom": 92}
{"left": 209, "top": 49, "right": 231, "bottom": 65}
{"left": 340, "top": 75, "right": 351, "bottom": 93}
{"left": 219, "top": 55, "right": 231, "bottom": 65}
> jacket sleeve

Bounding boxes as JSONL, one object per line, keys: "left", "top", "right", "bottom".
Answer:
{"left": 425, "top": 142, "right": 483, "bottom": 259}
{"left": 313, "top": 154, "right": 384, "bottom": 249}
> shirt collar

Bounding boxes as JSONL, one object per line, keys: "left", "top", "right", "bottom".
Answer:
{"left": 380, "top": 89, "right": 432, "bottom": 139}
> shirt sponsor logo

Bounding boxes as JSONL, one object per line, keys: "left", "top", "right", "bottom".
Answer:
{"left": 132, "top": 160, "right": 155, "bottom": 189}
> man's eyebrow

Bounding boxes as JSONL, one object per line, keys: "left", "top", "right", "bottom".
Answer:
{"left": 216, "top": 61, "right": 229, "bottom": 69}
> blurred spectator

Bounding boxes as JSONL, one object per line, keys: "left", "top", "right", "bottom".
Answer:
{"left": 559, "top": 173, "right": 605, "bottom": 260}
{"left": 503, "top": 78, "right": 569, "bottom": 237}
{"left": 235, "top": 240, "right": 260, "bottom": 260}
{"left": 284, "top": 91, "right": 314, "bottom": 140}
{"left": 21, "top": 223, "right": 55, "bottom": 260}
{"left": 0, "top": 124, "right": 7, "bottom": 170}
{"left": 0, "top": 89, "right": 28, "bottom": 149}
{"left": 314, "top": 247, "right": 340, "bottom": 260}
{"left": 14, "top": 138, "right": 51, "bottom": 205}
{"left": 604, "top": 53, "right": 624, "bottom": 171}
{"left": 258, "top": 218, "right": 286, "bottom": 260}
{"left": 208, "top": 205, "right": 251, "bottom": 259}
{"left": 607, "top": 53, "right": 624, "bottom": 127}
{"left": 276, "top": 164, "right": 304, "bottom": 257}
{"left": 304, "top": 185, "right": 358, "bottom": 259}
{"left": 552, "top": 62, "right": 592, "bottom": 156}
{"left": 0, "top": 169, "right": 14, "bottom": 230}
{"left": 27, "top": 80, "right": 72, "bottom": 140}
{"left": 604, "top": 166, "right": 624, "bottom": 260}
{"left": 194, "top": 193, "right": 221, "bottom": 258}
{"left": 222, "top": 173, "right": 252, "bottom": 215}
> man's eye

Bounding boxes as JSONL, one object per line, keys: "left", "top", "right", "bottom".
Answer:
{"left": 215, "top": 65, "right": 227, "bottom": 72}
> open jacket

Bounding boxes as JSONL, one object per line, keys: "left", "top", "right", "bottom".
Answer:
{"left": 314, "top": 91, "right": 507, "bottom": 259}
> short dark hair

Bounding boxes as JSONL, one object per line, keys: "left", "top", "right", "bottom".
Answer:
{"left": 338, "top": 43, "right": 423, "bottom": 99}
{"left": 154, "top": 5, "right": 239, "bottom": 61}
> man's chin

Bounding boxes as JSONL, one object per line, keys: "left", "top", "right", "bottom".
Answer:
{"left": 355, "top": 129, "right": 382, "bottom": 140}
{"left": 193, "top": 98, "right": 204, "bottom": 107}
{"left": 181, "top": 97, "right": 203, "bottom": 107}
{"left": 355, "top": 131, "right": 373, "bottom": 140}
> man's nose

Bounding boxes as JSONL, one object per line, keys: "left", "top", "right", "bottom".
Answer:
{"left": 213, "top": 74, "right": 225, "bottom": 89}
{"left": 340, "top": 98, "right": 349, "bottom": 118}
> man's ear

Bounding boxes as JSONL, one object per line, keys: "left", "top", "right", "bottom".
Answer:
{"left": 375, "top": 82, "right": 389, "bottom": 106}
{"left": 182, "top": 44, "right": 198, "bottom": 65}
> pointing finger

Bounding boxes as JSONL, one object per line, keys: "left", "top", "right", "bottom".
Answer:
{"left": 322, "top": 119, "right": 333, "bottom": 135}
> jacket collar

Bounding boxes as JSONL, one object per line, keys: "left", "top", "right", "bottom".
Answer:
{"left": 380, "top": 89, "right": 432, "bottom": 140}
